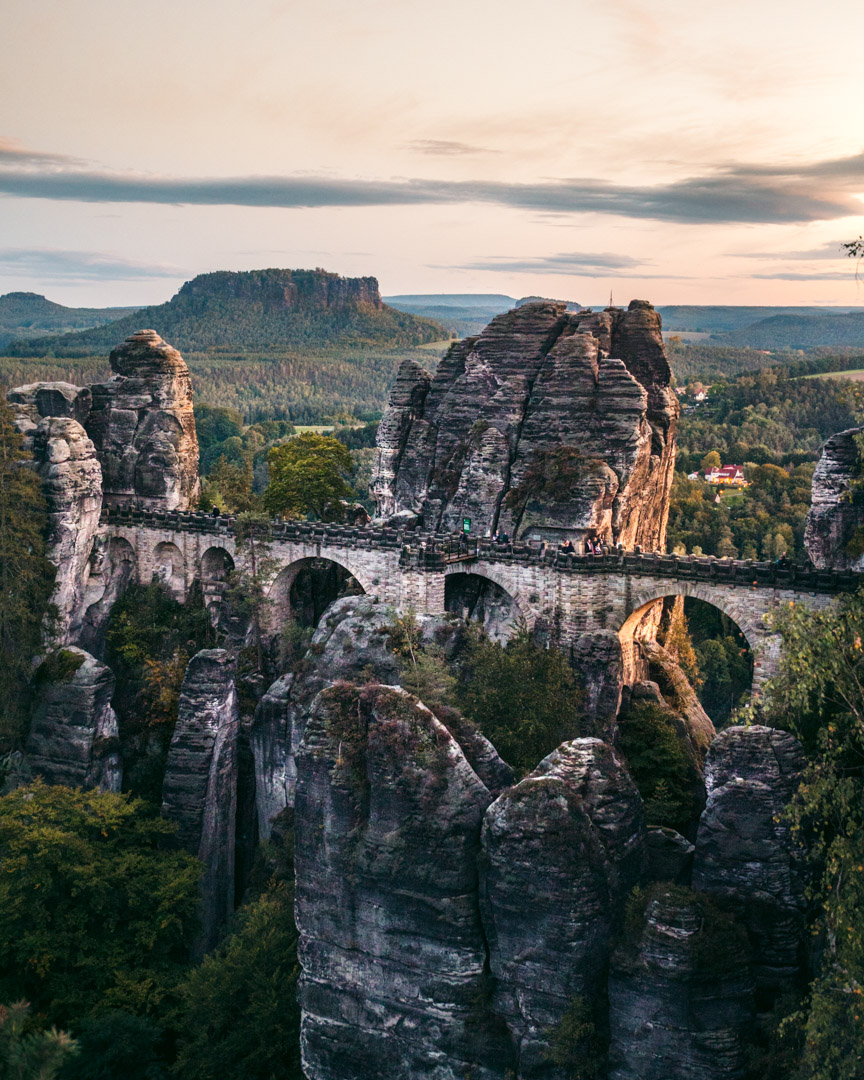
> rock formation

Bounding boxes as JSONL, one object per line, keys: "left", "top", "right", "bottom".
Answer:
{"left": 805, "top": 426, "right": 864, "bottom": 569}
{"left": 25, "top": 415, "right": 103, "bottom": 645}
{"left": 372, "top": 300, "right": 678, "bottom": 548}
{"left": 7, "top": 381, "right": 92, "bottom": 430}
{"left": 571, "top": 630, "right": 624, "bottom": 740}
{"left": 608, "top": 887, "right": 754, "bottom": 1080}
{"left": 294, "top": 682, "right": 512, "bottom": 1080}
{"left": 178, "top": 268, "right": 384, "bottom": 310}
{"left": 26, "top": 647, "right": 121, "bottom": 792}
{"left": 692, "top": 726, "right": 807, "bottom": 990}
{"left": 251, "top": 595, "right": 510, "bottom": 836}
{"left": 644, "top": 827, "right": 694, "bottom": 885}
{"left": 86, "top": 329, "right": 200, "bottom": 510}
{"left": 162, "top": 649, "right": 239, "bottom": 954}
{"left": 480, "top": 739, "right": 645, "bottom": 1078}
{"left": 639, "top": 640, "right": 715, "bottom": 763}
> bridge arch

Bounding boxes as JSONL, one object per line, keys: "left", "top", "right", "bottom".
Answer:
{"left": 151, "top": 541, "right": 186, "bottom": 600}
{"left": 443, "top": 567, "right": 525, "bottom": 643}
{"left": 266, "top": 555, "right": 366, "bottom": 634}
{"left": 616, "top": 582, "right": 772, "bottom": 697}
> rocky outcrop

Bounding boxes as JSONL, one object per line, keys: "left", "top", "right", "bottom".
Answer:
{"left": 162, "top": 649, "right": 239, "bottom": 954}
{"left": 7, "top": 381, "right": 92, "bottom": 431}
{"left": 608, "top": 887, "right": 754, "bottom": 1080}
{"left": 571, "top": 630, "right": 624, "bottom": 740}
{"left": 692, "top": 726, "right": 807, "bottom": 989}
{"left": 27, "top": 416, "right": 103, "bottom": 645}
{"left": 295, "top": 682, "right": 512, "bottom": 1080}
{"left": 480, "top": 739, "right": 645, "bottom": 1078}
{"left": 251, "top": 595, "right": 511, "bottom": 836}
{"left": 86, "top": 329, "right": 199, "bottom": 510}
{"left": 26, "top": 647, "right": 121, "bottom": 792}
{"left": 805, "top": 426, "right": 864, "bottom": 569}
{"left": 373, "top": 300, "right": 678, "bottom": 547}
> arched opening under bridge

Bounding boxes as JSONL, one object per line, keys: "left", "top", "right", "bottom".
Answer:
{"left": 267, "top": 556, "right": 365, "bottom": 635}
{"left": 444, "top": 571, "right": 522, "bottom": 644}
{"left": 618, "top": 594, "right": 755, "bottom": 726}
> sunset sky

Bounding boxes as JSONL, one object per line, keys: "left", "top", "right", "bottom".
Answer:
{"left": 2, "top": 0, "right": 864, "bottom": 307}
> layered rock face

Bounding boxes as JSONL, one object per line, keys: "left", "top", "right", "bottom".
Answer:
{"left": 162, "top": 649, "right": 239, "bottom": 953}
{"left": 373, "top": 300, "right": 678, "bottom": 548}
{"left": 805, "top": 426, "right": 864, "bottom": 569}
{"left": 608, "top": 888, "right": 754, "bottom": 1080}
{"left": 480, "top": 739, "right": 645, "bottom": 1079}
{"left": 295, "top": 682, "right": 512, "bottom": 1080}
{"left": 86, "top": 329, "right": 200, "bottom": 510}
{"left": 27, "top": 416, "right": 103, "bottom": 645}
{"left": 693, "top": 726, "right": 807, "bottom": 989}
{"left": 27, "top": 647, "right": 121, "bottom": 792}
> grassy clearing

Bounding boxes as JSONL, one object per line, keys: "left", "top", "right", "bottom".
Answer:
{"left": 804, "top": 368, "right": 864, "bottom": 381}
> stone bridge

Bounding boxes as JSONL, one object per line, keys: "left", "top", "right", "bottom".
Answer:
{"left": 97, "top": 506, "right": 861, "bottom": 693}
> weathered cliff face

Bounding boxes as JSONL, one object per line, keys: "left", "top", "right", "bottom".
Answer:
{"left": 608, "top": 888, "right": 754, "bottom": 1080}
{"left": 805, "top": 426, "right": 864, "bottom": 569}
{"left": 639, "top": 640, "right": 715, "bottom": 763}
{"left": 162, "top": 649, "right": 239, "bottom": 954}
{"left": 571, "top": 630, "right": 624, "bottom": 740}
{"left": 27, "top": 416, "right": 103, "bottom": 645}
{"left": 295, "top": 682, "right": 512, "bottom": 1080}
{"left": 86, "top": 329, "right": 200, "bottom": 510}
{"left": 26, "top": 648, "right": 121, "bottom": 792}
{"left": 373, "top": 300, "right": 678, "bottom": 548}
{"left": 692, "top": 726, "right": 807, "bottom": 990}
{"left": 480, "top": 739, "right": 645, "bottom": 1079}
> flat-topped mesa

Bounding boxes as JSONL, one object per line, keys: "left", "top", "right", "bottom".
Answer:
{"left": 373, "top": 299, "right": 678, "bottom": 548}
{"left": 177, "top": 268, "right": 384, "bottom": 310}
{"left": 86, "top": 329, "right": 200, "bottom": 510}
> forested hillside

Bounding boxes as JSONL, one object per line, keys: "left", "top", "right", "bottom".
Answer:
{"left": 9, "top": 270, "right": 444, "bottom": 356}
{"left": 0, "top": 292, "right": 139, "bottom": 349}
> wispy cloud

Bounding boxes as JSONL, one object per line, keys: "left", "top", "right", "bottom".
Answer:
{"left": 750, "top": 270, "right": 859, "bottom": 281}
{"left": 2, "top": 139, "right": 864, "bottom": 225}
{"left": 0, "top": 137, "right": 86, "bottom": 169}
{"left": 0, "top": 248, "right": 185, "bottom": 281}
{"left": 730, "top": 240, "right": 852, "bottom": 260}
{"left": 457, "top": 252, "right": 647, "bottom": 275}
{"left": 407, "top": 139, "right": 501, "bottom": 156}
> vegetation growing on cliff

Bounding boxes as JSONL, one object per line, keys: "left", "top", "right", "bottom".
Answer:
{"left": 752, "top": 590, "right": 864, "bottom": 1078}
{"left": 0, "top": 398, "right": 56, "bottom": 750}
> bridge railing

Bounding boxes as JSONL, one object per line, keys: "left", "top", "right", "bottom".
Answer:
{"left": 100, "top": 505, "right": 862, "bottom": 595}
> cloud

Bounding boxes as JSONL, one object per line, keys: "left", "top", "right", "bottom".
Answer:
{"left": 750, "top": 270, "right": 860, "bottom": 281}
{"left": 2, "top": 139, "right": 864, "bottom": 225}
{"left": 457, "top": 251, "right": 647, "bottom": 275}
{"left": 0, "top": 248, "right": 185, "bottom": 282}
{"left": 730, "top": 240, "right": 853, "bottom": 260}
{"left": 0, "top": 137, "right": 85, "bottom": 169}
{"left": 407, "top": 139, "right": 500, "bottom": 156}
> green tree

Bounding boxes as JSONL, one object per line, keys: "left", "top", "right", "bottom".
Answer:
{"left": 0, "top": 398, "right": 56, "bottom": 749}
{"left": 59, "top": 1012, "right": 167, "bottom": 1080}
{"left": 0, "top": 783, "right": 201, "bottom": 1026}
{"left": 203, "top": 455, "right": 257, "bottom": 514}
{"left": 755, "top": 591, "right": 864, "bottom": 1078}
{"left": 0, "top": 1001, "right": 77, "bottom": 1080}
{"left": 701, "top": 450, "right": 722, "bottom": 472}
{"left": 263, "top": 433, "right": 353, "bottom": 520}
{"left": 171, "top": 883, "right": 301, "bottom": 1080}
{"left": 194, "top": 405, "right": 243, "bottom": 458}
{"left": 456, "top": 626, "right": 585, "bottom": 773}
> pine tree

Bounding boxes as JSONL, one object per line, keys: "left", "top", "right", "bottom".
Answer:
{"left": 0, "top": 399, "right": 56, "bottom": 749}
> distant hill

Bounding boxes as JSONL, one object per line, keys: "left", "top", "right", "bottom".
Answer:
{"left": 0, "top": 292, "right": 140, "bottom": 349}
{"left": 10, "top": 270, "right": 445, "bottom": 356}
{"left": 716, "top": 311, "right": 864, "bottom": 350}
{"left": 656, "top": 305, "right": 864, "bottom": 336}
